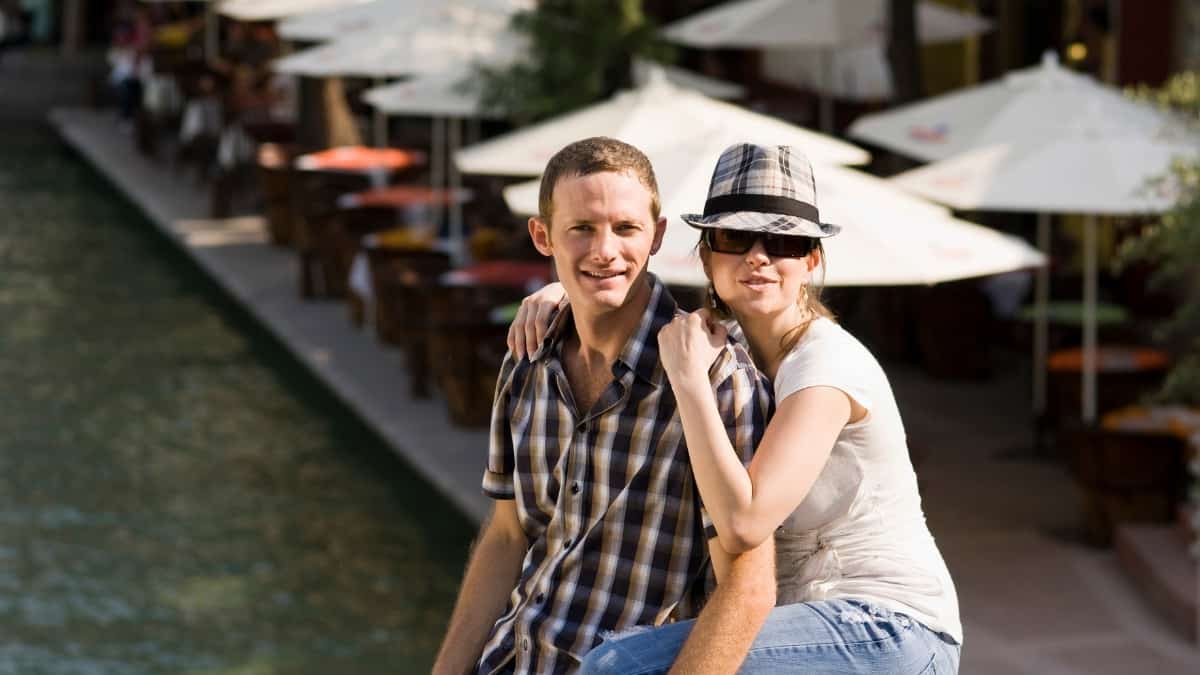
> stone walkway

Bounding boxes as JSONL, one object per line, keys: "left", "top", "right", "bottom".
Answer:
{"left": 50, "top": 106, "right": 1199, "bottom": 674}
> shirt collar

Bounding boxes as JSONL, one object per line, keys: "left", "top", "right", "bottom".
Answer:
{"left": 529, "top": 275, "right": 676, "bottom": 387}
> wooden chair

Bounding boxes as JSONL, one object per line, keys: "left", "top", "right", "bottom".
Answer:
{"left": 288, "top": 170, "right": 373, "bottom": 298}
{"left": 364, "top": 246, "right": 451, "bottom": 397}
{"left": 1064, "top": 427, "right": 1188, "bottom": 546}
{"left": 316, "top": 206, "right": 400, "bottom": 299}
{"left": 255, "top": 143, "right": 296, "bottom": 246}
{"left": 427, "top": 284, "right": 526, "bottom": 427}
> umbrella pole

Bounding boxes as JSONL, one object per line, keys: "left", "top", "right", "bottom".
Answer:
{"left": 449, "top": 117, "right": 465, "bottom": 267}
{"left": 1082, "top": 214, "right": 1098, "bottom": 423}
{"left": 431, "top": 117, "right": 445, "bottom": 234}
{"left": 1033, "top": 212, "right": 1050, "bottom": 415}
{"left": 820, "top": 49, "right": 835, "bottom": 133}
{"left": 372, "top": 78, "right": 387, "bottom": 147}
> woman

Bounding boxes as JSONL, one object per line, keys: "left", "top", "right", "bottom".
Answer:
{"left": 508, "top": 144, "right": 961, "bottom": 674}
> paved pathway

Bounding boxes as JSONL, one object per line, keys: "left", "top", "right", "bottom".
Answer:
{"left": 50, "top": 106, "right": 1199, "bottom": 674}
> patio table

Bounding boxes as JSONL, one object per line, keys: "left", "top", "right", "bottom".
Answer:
{"left": 1048, "top": 346, "right": 1170, "bottom": 374}
{"left": 440, "top": 261, "right": 553, "bottom": 291}
{"left": 337, "top": 185, "right": 473, "bottom": 210}
{"left": 294, "top": 146, "right": 426, "bottom": 187}
{"left": 1103, "top": 406, "right": 1200, "bottom": 451}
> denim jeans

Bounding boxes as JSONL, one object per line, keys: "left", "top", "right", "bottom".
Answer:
{"left": 578, "top": 598, "right": 960, "bottom": 674}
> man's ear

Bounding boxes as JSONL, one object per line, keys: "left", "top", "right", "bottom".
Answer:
{"left": 529, "top": 216, "right": 554, "bottom": 257}
{"left": 649, "top": 216, "right": 668, "bottom": 255}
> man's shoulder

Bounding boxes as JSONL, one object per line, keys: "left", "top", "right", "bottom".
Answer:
{"left": 710, "top": 336, "right": 764, "bottom": 385}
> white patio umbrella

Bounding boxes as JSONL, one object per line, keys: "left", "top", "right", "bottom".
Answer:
{"left": 273, "top": 3, "right": 519, "bottom": 145}
{"left": 220, "top": 0, "right": 373, "bottom": 22}
{"left": 364, "top": 67, "right": 506, "bottom": 265}
{"left": 277, "top": 0, "right": 532, "bottom": 43}
{"left": 850, "top": 52, "right": 1197, "bottom": 422}
{"left": 454, "top": 68, "right": 870, "bottom": 177}
{"left": 272, "top": 5, "right": 519, "bottom": 79}
{"left": 661, "top": 0, "right": 992, "bottom": 130}
{"left": 631, "top": 58, "right": 746, "bottom": 100}
{"left": 502, "top": 140, "right": 1044, "bottom": 287}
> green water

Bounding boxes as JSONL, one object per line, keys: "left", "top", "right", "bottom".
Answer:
{"left": 0, "top": 126, "right": 475, "bottom": 674}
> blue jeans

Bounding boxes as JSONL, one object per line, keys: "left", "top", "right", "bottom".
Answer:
{"left": 578, "top": 598, "right": 960, "bottom": 674}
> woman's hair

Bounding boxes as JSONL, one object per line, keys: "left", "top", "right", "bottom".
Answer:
{"left": 700, "top": 235, "right": 835, "bottom": 357}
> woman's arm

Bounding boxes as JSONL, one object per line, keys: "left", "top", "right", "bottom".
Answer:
{"left": 660, "top": 313, "right": 851, "bottom": 554}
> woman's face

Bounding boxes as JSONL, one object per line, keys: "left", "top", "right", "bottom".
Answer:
{"left": 702, "top": 234, "right": 820, "bottom": 323}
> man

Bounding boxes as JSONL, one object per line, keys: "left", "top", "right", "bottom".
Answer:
{"left": 432, "top": 137, "right": 776, "bottom": 675}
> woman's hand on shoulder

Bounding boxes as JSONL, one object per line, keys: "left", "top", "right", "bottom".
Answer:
{"left": 658, "top": 309, "right": 727, "bottom": 391}
{"left": 506, "top": 282, "right": 566, "bottom": 359}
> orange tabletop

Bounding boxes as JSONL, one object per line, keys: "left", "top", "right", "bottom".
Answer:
{"left": 338, "top": 185, "right": 473, "bottom": 210}
{"left": 1047, "top": 346, "right": 1170, "bottom": 373}
{"left": 294, "top": 146, "right": 426, "bottom": 173}
{"left": 1102, "top": 405, "right": 1200, "bottom": 438}
{"left": 442, "top": 261, "right": 553, "bottom": 290}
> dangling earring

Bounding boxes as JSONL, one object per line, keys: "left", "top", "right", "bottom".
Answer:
{"left": 799, "top": 284, "right": 810, "bottom": 314}
{"left": 708, "top": 283, "right": 727, "bottom": 315}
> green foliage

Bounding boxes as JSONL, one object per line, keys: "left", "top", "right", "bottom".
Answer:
{"left": 475, "top": 0, "right": 674, "bottom": 124}
{"left": 1118, "top": 72, "right": 1200, "bottom": 406}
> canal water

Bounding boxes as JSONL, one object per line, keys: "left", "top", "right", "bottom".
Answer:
{"left": 0, "top": 126, "right": 475, "bottom": 673}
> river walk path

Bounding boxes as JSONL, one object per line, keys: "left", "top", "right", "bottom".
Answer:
{"left": 37, "top": 66, "right": 1199, "bottom": 673}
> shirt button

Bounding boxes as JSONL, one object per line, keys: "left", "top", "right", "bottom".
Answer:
{"left": 522, "top": 638, "right": 530, "bottom": 651}
{"left": 570, "top": 481, "right": 581, "bottom": 495}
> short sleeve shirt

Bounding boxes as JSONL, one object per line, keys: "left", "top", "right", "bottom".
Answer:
{"left": 477, "top": 278, "right": 773, "bottom": 675}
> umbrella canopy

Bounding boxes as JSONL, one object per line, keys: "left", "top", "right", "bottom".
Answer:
{"left": 272, "top": 5, "right": 520, "bottom": 78}
{"left": 761, "top": 43, "right": 893, "bottom": 101}
{"left": 889, "top": 135, "right": 1187, "bottom": 215}
{"left": 661, "top": 0, "right": 992, "bottom": 49}
{"left": 363, "top": 67, "right": 501, "bottom": 119}
{"left": 502, "top": 141, "right": 1043, "bottom": 287}
{"left": 220, "top": 0, "right": 372, "bottom": 22}
{"left": 850, "top": 51, "right": 1199, "bottom": 423}
{"left": 848, "top": 52, "right": 1184, "bottom": 164}
{"left": 362, "top": 59, "right": 744, "bottom": 119}
{"left": 455, "top": 69, "right": 869, "bottom": 176}
{"left": 276, "top": 0, "right": 532, "bottom": 43}
{"left": 631, "top": 58, "right": 746, "bottom": 100}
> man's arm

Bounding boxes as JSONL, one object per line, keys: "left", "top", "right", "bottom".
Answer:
{"left": 432, "top": 500, "right": 527, "bottom": 675}
{"left": 668, "top": 538, "right": 776, "bottom": 675}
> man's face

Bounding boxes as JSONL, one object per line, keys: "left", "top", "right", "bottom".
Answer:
{"left": 529, "top": 171, "right": 666, "bottom": 320}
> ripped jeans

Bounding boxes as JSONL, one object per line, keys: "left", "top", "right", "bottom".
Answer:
{"left": 578, "top": 598, "right": 960, "bottom": 674}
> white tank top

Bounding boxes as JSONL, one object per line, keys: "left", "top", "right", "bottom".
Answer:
{"left": 771, "top": 317, "right": 962, "bottom": 644}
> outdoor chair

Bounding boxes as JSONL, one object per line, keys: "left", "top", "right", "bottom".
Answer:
{"left": 288, "top": 170, "right": 374, "bottom": 298}
{"left": 364, "top": 245, "right": 451, "bottom": 397}
{"left": 426, "top": 283, "right": 526, "bottom": 427}
{"left": 316, "top": 206, "right": 400, "bottom": 299}
{"left": 1064, "top": 426, "right": 1188, "bottom": 546}
{"left": 255, "top": 143, "right": 297, "bottom": 246}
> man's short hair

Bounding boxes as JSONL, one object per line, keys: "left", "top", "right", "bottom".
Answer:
{"left": 538, "top": 137, "right": 661, "bottom": 225}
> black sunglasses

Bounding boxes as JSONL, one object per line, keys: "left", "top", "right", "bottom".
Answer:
{"left": 703, "top": 228, "right": 818, "bottom": 258}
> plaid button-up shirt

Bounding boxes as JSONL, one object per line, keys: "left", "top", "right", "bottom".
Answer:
{"left": 478, "top": 278, "right": 772, "bottom": 675}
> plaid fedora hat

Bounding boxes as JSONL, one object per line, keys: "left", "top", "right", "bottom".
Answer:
{"left": 681, "top": 143, "right": 840, "bottom": 238}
